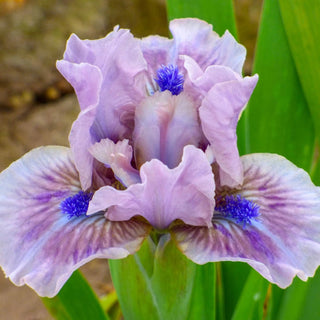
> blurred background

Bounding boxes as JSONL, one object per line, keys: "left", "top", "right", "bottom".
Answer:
{"left": 0, "top": 0, "right": 261, "bottom": 318}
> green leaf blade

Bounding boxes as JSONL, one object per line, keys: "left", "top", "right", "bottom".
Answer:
{"left": 42, "top": 270, "right": 109, "bottom": 320}
{"left": 231, "top": 270, "right": 270, "bottom": 320}
{"left": 187, "top": 263, "right": 216, "bottom": 320}
{"left": 279, "top": 0, "right": 320, "bottom": 138}
{"left": 240, "top": 0, "right": 315, "bottom": 171}
{"left": 109, "top": 236, "right": 197, "bottom": 320}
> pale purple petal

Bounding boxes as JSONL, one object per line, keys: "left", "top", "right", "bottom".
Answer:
{"left": 199, "top": 75, "right": 258, "bottom": 187}
{"left": 0, "top": 147, "right": 150, "bottom": 297}
{"left": 172, "top": 154, "right": 320, "bottom": 288}
{"left": 182, "top": 56, "right": 248, "bottom": 104}
{"left": 59, "top": 30, "right": 147, "bottom": 142}
{"left": 170, "top": 18, "right": 246, "bottom": 73}
{"left": 88, "top": 145, "right": 215, "bottom": 230}
{"left": 56, "top": 61, "right": 102, "bottom": 111}
{"left": 68, "top": 105, "right": 97, "bottom": 189}
{"left": 133, "top": 91, "right": 202, "bottom": 168}
{"left": 90, "top": 138, "right": 140, "bottom": 187}
{"left": 183, "top": 56, "right": 243, "bottom": 93}
{"left": 140, "top": 35, "right": 174, "bottom": 78}
{"left": 57, "top": 29, "right": 148, "bottom": 191}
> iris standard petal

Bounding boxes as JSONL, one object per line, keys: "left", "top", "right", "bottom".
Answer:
{"left": 88, "top": 145, "right": 215, "bottom": 230}
{"left": 90, "top": 138, "right": 140, "bottom": 187}
{"left": 59, "top": 29, "right": 147, "bottom": 142}
{"left": 0, "top": 146, "right": 150, "bottom": 297}
{"left": 199, "top": 75, "right": 258, "bottom": 187}
{"left": 133, "top": 91, "right": 202, "bottom": 168}
{"left": 56, "top": 60, "right": 102, "bottom": 111}
{"left": 58, "top": 28, "right": 149, "bottom": 188}
{"left": 140, "top": 35, "right": 174, "bottom": 77}
{"left": 170, "top": 18, "right": 246, "bottom": 73}
{"left": 172, "top": 153, "right": 320, "bottom": 288}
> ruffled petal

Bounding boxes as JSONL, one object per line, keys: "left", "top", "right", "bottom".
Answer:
{"left": 0, "top": 147, "right": 150, "bottom": 297}
{"left": 90, "top": 138, "right": 140, "bottom": 187}
{"left": 182, "top": 56, "right": 247, "bottom": 104}
{"left": 58, "top": 28, "right": 148, "bottom": 154}
{"left": 170, "top": 18, "right": 246, "bottom": 73}
{"left": 66, "top": 30, "right": 147, "bottom": 141}
{"left": 56, "top": 60, "right": 102, "bottom": 111}
{"left": 199, "top": 75, "right": 258, "bottom": 187}
{"left": 133, "top": 91, "right": 202, "bottom": 168}
{"left": 183, "top": 57, "right": 243, "bottom": 93}
{"left": 172, "top": 153, "right": 320, "bottom": 288}
{"left": 58, "top": 29, "right": 148, "bottom": 189}
{"left": 88, "top": 145, "right": 215, "bottom": 230}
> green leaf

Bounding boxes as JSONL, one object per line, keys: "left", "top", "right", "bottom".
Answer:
{"left": 275, "top": 268, "right": 320, "bottom": 320}
{"left": 42, "top": 270, "right": 109, "bottom": 320}
{"left": 279, "top": 0, "right": 320, "bottom": 138}
{"left": 187, "top": 263, "right": 216, "bottom": 320}
{"left": 297, "top": 269, "right": 320, "bottom": 320}
{"left": 238, "top": 0, "right": 315, "bottom": 171}
{"left": 231, "top": 270, "right": 270, "bottom": 320}
{"left": 166, "top": 0, "right": 237, "bottom": 37}
{"left": 275, "top": 278, "right": 310, "bottom": 320}
{"left": 220, "top": 262, "right": 251, "bottom": 320}
{"left": 109, "top": 235, "right": 196, "bottom": 320}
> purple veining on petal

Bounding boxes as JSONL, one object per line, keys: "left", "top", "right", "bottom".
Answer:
{"left": 213, "top": 223, "right": 232, "bottom": 238}
{"left": 33, "top": 191, "right": 70, "bottom": 203}
{"left": 244, "top": 229, "right": 274, "bottom": 263}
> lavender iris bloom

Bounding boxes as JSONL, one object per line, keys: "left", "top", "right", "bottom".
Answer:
{"left": 1, "top": 18, "right": 320, "bottom": 297}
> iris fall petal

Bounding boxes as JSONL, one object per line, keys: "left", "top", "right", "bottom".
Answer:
{"left": 172, "top": 153, "right": 320, "bottom": 288}
{"left": 0, "top": 146, "right": 150, "bottom": 297}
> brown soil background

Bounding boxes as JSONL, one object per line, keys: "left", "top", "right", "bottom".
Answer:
{"left": 0, "top": 0, "right": 261, "bottom": 319}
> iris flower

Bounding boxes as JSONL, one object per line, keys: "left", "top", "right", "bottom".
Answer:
{"left": 1, "top": 18, "right": 320, "bottom": 298}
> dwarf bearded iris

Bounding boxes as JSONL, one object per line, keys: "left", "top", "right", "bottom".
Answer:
{"left": 1, "top": 18, "right": 320, "bottom": 297}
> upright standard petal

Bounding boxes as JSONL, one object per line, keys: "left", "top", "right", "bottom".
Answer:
{"left": 170, "top": 18, "right": 246, "bottom": 73}
{"left": 56, "top": 61, "right": 102, "bottom": 112}
{"left": 59, "top": 30, "right": 147, "bottom": 141}
{"left": 88, "top": 145, "right": 215, "bottom": 230}
{"left": 0, "top": 147, "right": 150, "bottom": 297}
{"left": 133, "top": 91, "right": 202, "bottom": 168}
{"left": 58, "top": 28, "right": 148, "bottom": 189}
{"left": 199, "top": 75, "right": 258, "bottom": 187}
{"left": 140, "top": 35, "right": 174, "bottom": 79}
{"left": 172, "top": 153, "right": 320, "bottom": 288}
